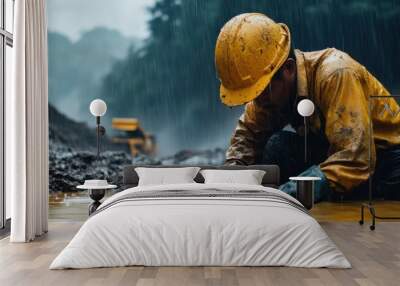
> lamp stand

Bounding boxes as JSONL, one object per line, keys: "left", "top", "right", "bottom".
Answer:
{"left": 304, "top": 116, "right": 308, "bottom": 164}
{"left": 96, "top": 116, "right": 100, "bottom": 160}
{"left": 95, "top": 116, "right": 106, "bottom": 161}
{"left": 359, "top": 95, "right": 400, "bottom": 230}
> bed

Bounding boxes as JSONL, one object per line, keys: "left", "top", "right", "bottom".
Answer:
{"left": 50, "top": 165, "right": 350, "bottom": 269}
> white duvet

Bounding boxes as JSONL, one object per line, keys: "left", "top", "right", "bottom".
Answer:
{"left": 50, "top": 183, "right": 351, "bottom": 269}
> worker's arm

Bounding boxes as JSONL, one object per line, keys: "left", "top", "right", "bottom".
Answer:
{"left": 318, "top": 68, "right": 375, "bottom": 192}
{"left": 225, "top": 101, "right": 283, "bottom": 165}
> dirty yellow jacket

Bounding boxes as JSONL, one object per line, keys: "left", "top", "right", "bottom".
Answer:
{"left": 226, "top": 48, "right": 400, "bottom": 192}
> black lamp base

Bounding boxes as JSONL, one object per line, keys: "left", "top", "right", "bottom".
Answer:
{"left": 88, "top": 189, "right": 105, "bottom": 215}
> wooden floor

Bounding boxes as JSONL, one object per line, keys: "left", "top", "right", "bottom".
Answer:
{"left": 1, "top": 221, "right": 400, "bottom": 286}
{"left": 1, "top": 195, "right": 399, "bottom": 286}
{"left": 48, "top": 190, "right": 400, "bottom": 222}
{"left": 311, "top": 201, "right": 400, "bottom": 222}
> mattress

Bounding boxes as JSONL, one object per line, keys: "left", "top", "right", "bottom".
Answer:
{"left": 50, "top": 183, "right": 351, "bottom": 269}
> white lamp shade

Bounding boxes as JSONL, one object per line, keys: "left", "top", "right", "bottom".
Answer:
{"left": 297, "top": 99, "right": 315, "bottom": 117}
{"left": 89, "top": 99, "right": 107, "bottom": 117}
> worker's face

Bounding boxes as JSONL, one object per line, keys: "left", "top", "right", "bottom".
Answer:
{"left": 254, "top": 59, "right": 297, "bottom": 112}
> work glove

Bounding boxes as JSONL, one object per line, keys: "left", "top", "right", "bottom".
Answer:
{"left": 279, "top": 165, "right": 330, "bottom": 202}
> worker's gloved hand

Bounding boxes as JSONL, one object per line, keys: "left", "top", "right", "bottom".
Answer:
{"left": 279, "top": 180, "right": 297, "bottom": 197}
{"left": 279, "top": 165, "right": 330, "bottom": 203}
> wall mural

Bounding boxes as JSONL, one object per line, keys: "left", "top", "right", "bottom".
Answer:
{"left": 47, "top": 0, "right": 400, "bottom": 197}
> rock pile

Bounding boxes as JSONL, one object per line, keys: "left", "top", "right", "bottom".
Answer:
{"left": 49, "top": 145, "right": 226, "bottom": 192}
{"left": 48, "top": 104, "right": 226, "bottom": 192}
{"left": 49, "top": 144, "right": 132, "bottom": 192}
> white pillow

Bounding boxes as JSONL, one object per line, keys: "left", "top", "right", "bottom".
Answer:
{"left": 135, "top": 167, "right": 200, "bottom": 186}
{"left": 200, "top": 169, "right": 266, "bottom": 185}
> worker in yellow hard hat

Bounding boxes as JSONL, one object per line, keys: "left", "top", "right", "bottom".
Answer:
{"left": 215, "top": 13, "right": 400, "bottom": 201}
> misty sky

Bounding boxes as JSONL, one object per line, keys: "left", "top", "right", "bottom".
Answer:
{"left": 47, "top": 0, "right": 156, "bottom": 41}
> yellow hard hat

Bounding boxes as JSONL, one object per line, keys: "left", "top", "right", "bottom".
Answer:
{"left": 215, "top": 13, "right": 291, "bottom": 106}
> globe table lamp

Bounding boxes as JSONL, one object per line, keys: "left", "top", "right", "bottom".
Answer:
{"left": 297, "top": 99, "right": 315, "bottom": 164}
{"left": 292, "top": 99, "right": 317, "bottom": 210}
{"left": 89, "top": 99, "right": 107, "bottom": 160}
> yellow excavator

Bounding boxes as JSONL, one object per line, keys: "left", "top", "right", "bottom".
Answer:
{"left": 111, "top": 118, "right": 156, "bottom": 156}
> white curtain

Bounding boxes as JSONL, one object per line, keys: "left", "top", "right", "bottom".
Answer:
{"left": 8, "top": 0, "right": 49, "bottom": 242}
